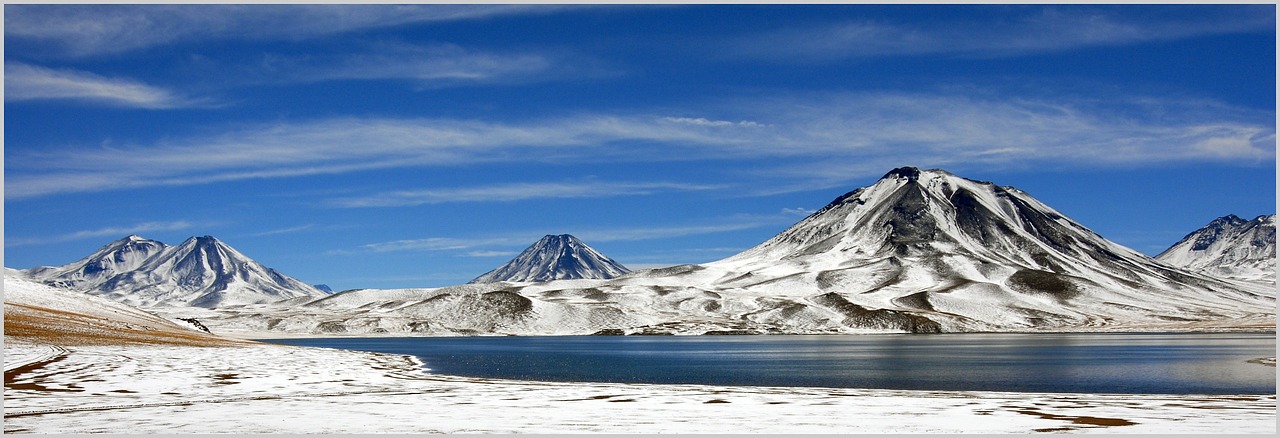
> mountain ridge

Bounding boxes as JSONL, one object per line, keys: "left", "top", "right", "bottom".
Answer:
{"left": 24, "top": 235, "right": 326, "bottom": 308}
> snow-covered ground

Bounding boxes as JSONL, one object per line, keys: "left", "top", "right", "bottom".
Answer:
{"left": 4, "top": 339, "right": 1275, "bottom": 434}
{"left": 4, "top": 273, "right": 1276, "bottom": 433}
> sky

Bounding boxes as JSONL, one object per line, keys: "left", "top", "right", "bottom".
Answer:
{"left": 3, "top": 3, "right": 1276, "bottom": 291}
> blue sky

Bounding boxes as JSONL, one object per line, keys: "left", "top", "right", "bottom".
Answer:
{"left": 4, "top": 3, "right": 1276, "bottom": 290}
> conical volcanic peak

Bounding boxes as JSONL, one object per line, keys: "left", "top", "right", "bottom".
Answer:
{"left": 1157, "top": 214, "right": 1276, "bottom": 283}
{"left": 469, "top": 234, "right": 630, "bottom": 283}
{"left": 711, "top": 166, "right": 1258, "bottom": 308}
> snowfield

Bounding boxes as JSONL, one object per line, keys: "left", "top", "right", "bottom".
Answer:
{"left": 4, "top": 340, "right": 1276, "bottom": 434}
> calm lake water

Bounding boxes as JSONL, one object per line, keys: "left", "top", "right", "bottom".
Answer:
{"left": 262, "top": 333, "right": 1276, "bottom": 395}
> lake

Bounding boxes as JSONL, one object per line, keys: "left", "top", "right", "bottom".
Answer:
{"left": 262, "top": 332, "right": 1276, "bottom": 395}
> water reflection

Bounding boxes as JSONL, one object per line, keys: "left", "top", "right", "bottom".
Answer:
{"left": 264, "top": 333, "right": 1276, "bottom": 394}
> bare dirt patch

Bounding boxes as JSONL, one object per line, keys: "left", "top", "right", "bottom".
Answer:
{"left": 4, "top": 303, "right": 248, "bottom": 347}
{"left": 1011, "top": 406, "right": 1137, "bottom": 431}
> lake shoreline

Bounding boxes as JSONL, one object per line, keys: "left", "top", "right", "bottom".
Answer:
{"left": 259, "top": 332, "right": 1277, "bottom": 396}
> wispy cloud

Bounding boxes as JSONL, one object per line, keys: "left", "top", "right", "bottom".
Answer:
{"left": 465, "top": 250, "right": 520, "bottom": 258}
{"left": 249, "top": 224, "right": 317, "bottom": 237}
{"left": 4, "top": 63, "right": 207, "bottom": 109}
{"left": 344, "top": 211, "right": 795, "bottom": 258}
{"left": 2, "top": 115, "right": 766, "bottom": 199}
{"left": 330, "top": 181, "right": 722, "bottom": 208}
{"left": 780, "top": 207, "right": 815, "bottom": 216}
{"left": 662, "top": 117, "right": 767, "bottom": 128}
{"left": 6, "top": 220, "right": 196, "bottom": 246}
{"left": 574, "top": 222, "right": 774, "bottom": 243}
{"left": 5, "top": 4, "right": 573, "bottom": 58}
{"left": 354, "top": 236, "right": 531, "bottom": 254}
{"left": 731, "top": 6, "right": 1275, "bottom": 62}
{"left": 251, "top": 43, "right": 571, "bottom": 87}
{"left": 6, "top": 91, "right": 1272, "bottom": 200}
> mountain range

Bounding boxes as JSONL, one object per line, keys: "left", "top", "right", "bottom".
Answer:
{"left": 11, "top": 167, "right": 1274, "bottom": 336}
{"left": 117, "top": 167, "right": 1272, "bottom": 336}
{"left": 23, "top": 235, "right": 327, "bottom": 308}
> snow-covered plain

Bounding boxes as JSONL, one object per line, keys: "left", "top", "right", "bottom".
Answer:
{"left": 5, "top": 340, "right": 1276, "bottom": 434}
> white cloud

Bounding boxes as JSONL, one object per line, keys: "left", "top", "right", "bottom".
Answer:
{"left": 6, "top": 221, "right": 196, "bottom": 246}
{"left": 5, "top": 4, "right": 573, "bottom": 57}
{"left": 4, "top": 63, "right": 204, "bottom": 109}
{"left": 347, "top": 214, "right": 788, "bottom": 256}
{"left": 2, "top": 115, "right": 762, "bottom": 199}
{"left": 781, "top": 207, "right": 815, "bottom": 216}
{"left": 732, "top": 6, "right": 1274, "bottom": 62}
{"left": 465, "top": 250, "right": 520, "bottom": 258}
{"left": 662, "top": 117, "right": 766, "bottom": 128}
{"left": 249, "top": 224, "right": 317, "bottom": 237}
{"left": 574, "top": 222, "right": 772, "bottom": 243}
{"left": 250, "top": 43, "right": 569, "bottom": 87}
{"left": 358, "top": 236, "right": 530, "bottom": 254}
{"left": 330, "top": 181, "right": 722, "bottom": 208}
{"left": 6, "top": 92, "right": 1272, "bottom": 200}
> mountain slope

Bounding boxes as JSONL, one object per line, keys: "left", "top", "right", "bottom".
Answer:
{"left": 4, "top": 269, "right": 241, "bottom": 345}
{"left": 1156, "top": 214, "right": 1276, "bottom": 284}
{"left": 469, "top": 234, "right": 630, "bottom": 284}
{"left": 26, "top": 235, "right": 326, "bottom": 309}
{"left": 184, "top": 167, "right": 1275, "bottom": 337}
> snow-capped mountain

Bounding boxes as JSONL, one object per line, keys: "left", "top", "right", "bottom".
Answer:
{"left": 1156, "top": 214, "right": 1276, "bottom": 284}
{"left": 25, "top": 235, "right": 326, "bottom": 308}
{"left": 25, "top": 235, "right": 169, "bottom": 291}
{"left": 469, "top": 234, "right": 630, "bottom": 284}
{"left": 180, "top": 167, "right": 1274, "bottom": 337}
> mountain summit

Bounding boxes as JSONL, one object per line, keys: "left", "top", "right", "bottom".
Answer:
{"left": 26, "top": 235, "right": 326, "bottom": 308}
{"left": 1156, "top": 214, "right": 1276, "bottom": 284}
{"left": 469, "top": 234, "right": 630, "bottom": 284}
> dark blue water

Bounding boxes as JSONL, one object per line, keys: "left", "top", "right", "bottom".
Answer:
{"left": 262, "top": 333, "right": 1276, "bottom": 395}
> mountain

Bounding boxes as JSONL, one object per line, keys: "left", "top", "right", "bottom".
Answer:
{"left": 25, "top": 235, "right": 326, "bottom": 309}
{"left": 1156, "top": 214, "right": 1276, "bottom": 284}
{"left": 468, "top": 234, "right": 630, "bottom": 284}
{"left": 25, "top": 235, "right": 169, "bottom": 291}
{"left": 180, "top": 167, "right": 1274, "bottom": 337}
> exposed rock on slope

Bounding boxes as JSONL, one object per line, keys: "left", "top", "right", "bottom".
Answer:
{"left": 469, "top": 234, "right": 630, "bottom": 284}
{"left": 3, "top": 270, "right": 243, "bottom": 346}
{"left": 1156, "top": 214, "right": 1276, "bottom": 284}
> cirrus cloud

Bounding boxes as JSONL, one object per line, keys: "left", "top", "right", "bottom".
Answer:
{"left": 6, "top": 91, "right": 1272, "bottom": 200}
{"left": 4, "top": 63, "right": 208, "bottom": 109}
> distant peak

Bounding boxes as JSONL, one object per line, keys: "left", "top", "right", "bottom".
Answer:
{"left": 125, "top": 234, "right": 149, "bottom": 241}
